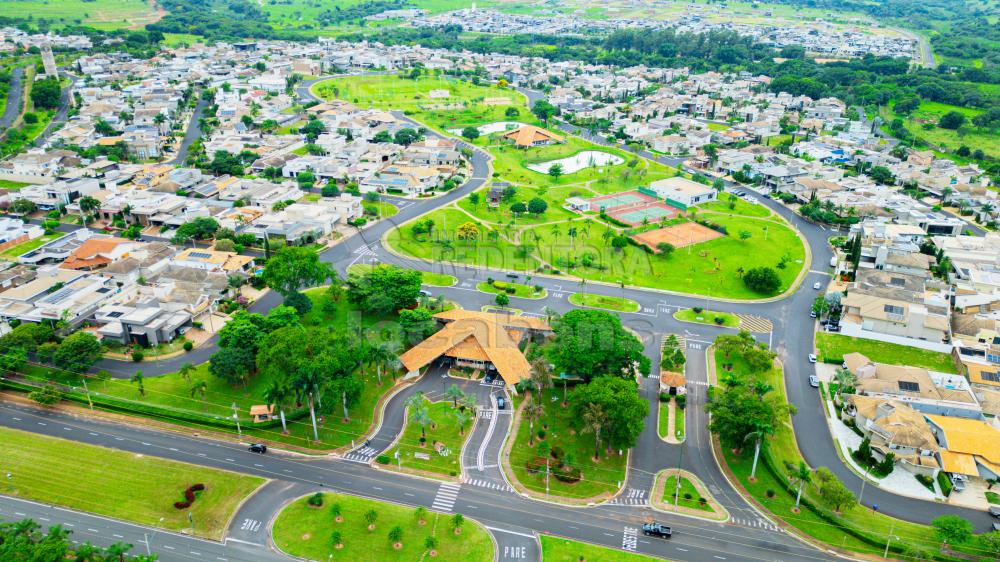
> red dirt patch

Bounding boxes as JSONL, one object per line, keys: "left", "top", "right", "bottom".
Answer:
{"left": 632, "top": 222, "right": 724, "bottom": 252}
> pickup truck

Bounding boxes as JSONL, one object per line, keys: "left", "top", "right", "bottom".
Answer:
{"left": 642, "top": 523, "right": 672, "bottom": 539}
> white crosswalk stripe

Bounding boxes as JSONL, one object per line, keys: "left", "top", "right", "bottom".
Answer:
{"left": 464, "top": 478, "right": 514, "bottom": 493}
{"left": 731, "top": 516, "right": 780, "bottom": 532}
{"left": 430, "top": 482, "right": 462, "bottom": 512}
{"left": 622, "top": 526, "right": 639, "bottom": 551}
{"left": 342, "top": 446, "right": 377, "bottom": 463}
{"left": 607, "top": 488, "right": 647, "bottom": 505}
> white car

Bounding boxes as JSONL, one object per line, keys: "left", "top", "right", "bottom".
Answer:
{"left": 808, "top": 353, "right": 818, "bottom": 363}
{"left": 809, "top": 375, "right": 820, "bottom": 388}
{"left": 813, "top": 282, "right": 822, "bottom": 290}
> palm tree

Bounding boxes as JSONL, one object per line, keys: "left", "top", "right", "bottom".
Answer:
{"left": 444, "top": 384, "right": 465, "bottom": 407}
{"left": 363, "top": 509, "right": 378, "bottom": 531}
{"left": 179, "top": 362, "right": 195, "bottom": 384}
{"left": 523, "top": 399, "right": 544, "bottom": 445}
{"left": 745, "top": 422, "right": 775, "bottom": 480}
{"left": 368, "top": 342, "right": 398, "bottom": 386}
{"left": 788, "top": 461, "right": 811, "bottom": 511}
{"left": 529, "top": 357, "right": 552, "bottom": 394}
{"left": 130, "top": 371, "right": 145, "bottom": 397}
{"left": 295, "top": 366, "right": 325, "bottom": 442}
{"left": 263, "top": 379, "right": 291, "bottom": 434}
{"left": 411, "top": 405, "right": 433, "bottom": 440}
{"left": 460, "top": 393, "right": 477, "bottom": 416}
{"left": 833, "top": 367, "right": 857, "bottom": 394}
{"left": 388, "top": 525, "right": 403, "bottom": 546}
{"left": 190, "top": 380, "right": 207, "bottom": 402}
{"left": 581, "top": 402, "right": 607, "bottom": 460}
{"left": 453, "top": 409, "right": 471, "bottom": 436}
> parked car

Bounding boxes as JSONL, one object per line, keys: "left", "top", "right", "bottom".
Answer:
{"left": 809, "top": 375, "right": 820, "bottom": 388}
{"left": 496, "top": 396, "right": 506, "bottom": 410}
{"left": 809, "top": 310, "right": 817, "bottom": 318}
{"left": 827, "top": 324, "right": 841, "bottom": 332}
{"left": 813, "top": 282, "right": 822, "bottom": 290}
{"left": 808, "top": 354, "right": 817, "bottom": 363}
{"left": 248, "top": 443, "right": 267, "bottom": 454}
{"left": 506, "top": 272, "right": 519, "bottom": 279}
{"left": 419, "top": 289, "right": 432, "bottom": 297}
{"left": 988, "top": 505, "right": 1000, "bottom": 518}
{"left": 642, "top": 523, "right": 672, "bottom": 539}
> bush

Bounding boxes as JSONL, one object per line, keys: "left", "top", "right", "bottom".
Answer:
{"left": 307, "top": 492, "right": 324, "bottom": 507}
{"left": 174, "top": 483, "right": 206, "bottom": 509}
{"left": 675, "top": 394, "right": 686, "bottom": 410}
{"left": 552, "top": 464, "right": 581, "bottom": 483}
{"left": 131, "top": 351, "right": 144, "bottom": 362}
{"left": 683, "top": 492, "right": 692, "bottom": 500}
{"left": 937, "top": 472, "right": 953, "bottom": 497}
{"left": 524, "top": 456, "right": 547, "bottom": 474}
{"left": 376, "top": 454, "right": 390, "bottom": 465}
{"left": 714, "top": 316, "right": 725, "bottom": 325}
{"left": 659, "top": 392, "right": 671, "bottom": 403}
{"left": 692, "top": 306, "right": 703, "bottom": 313}
{"left": 536, "top": 429, "right": 546, "bottom": 440}
{"left": 183, "top": 341, "right": 194, "bottom": 352}
{"left": 765, "top": 489, "right": 775, "bottom": 498}
{"left": 915, "top": 474, "right": 935, "bottom": 492}
{"left": 550, "top": 446, "right": 565, "bottom": 460}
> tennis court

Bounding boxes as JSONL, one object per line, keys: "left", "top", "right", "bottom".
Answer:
{"left": 615, "top": 204, "right": 677, "bottom": 224}
{"left": 632, "top": 222, "right": 724, "bottom": 251}
{"left": 588, "top": 190, "right": 657, "bottom": 211}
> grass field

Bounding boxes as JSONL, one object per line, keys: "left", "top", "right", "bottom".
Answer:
{"left": 674, "top": 308, "right": 740, "bottom": 328}
{"left": 660, "top": 474, "right": 711, "bottom": 512}
{"left": 0, "top": 0, "right": 158, "bottom": 29}
{"left": 477, "top": 280, "right": 546, "bottom": 299}
{"left": 567, "top": 292, "right": 640, "bottom": 313}
{"left": 0, "top": 426, "right": 263, "bottom": 539}
{"left": 272, "top": 492, "right": 493, "bottom": 562}
{"left": 674, "top": 404, "right": 685, "bottom": 440}
{"left": 0, "top": 233, "right": 63, "bottom": 259}
{"left": 509, "top": 388, "right": 627, "bottom": 500}
{"left": 657, "top": 402, "right": 670, "bottom": 439}
{"left": 699, "top": 196, "right": 772, "bottom": 218}
{"left": 394, "top": 399, "right": 470, "bottom": 477}
{"left": 457, "top": 184, "right": 582, "bottom": 227}
{"left": 0, "top": 179, "right": 31, "bottom": 190}
{"left": 814, "top": 332, "right": 957, "bottom": 373}
{"left": 885, "top": 100, "right": 997, "bottom": 158}
{"left": 540, "top": 535, "right": 660, "bottom": 561}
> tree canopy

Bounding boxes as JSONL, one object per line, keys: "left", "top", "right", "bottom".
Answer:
{"left": 546, "top": 309, "right": 650, "bottom": 382}
{"left": 263, "top": 246, "right": 335, "bottom": 297}
{"left": 570, "top": 376, "right": 648, "bottom": 451}
{"left": 346, "top": 264, "right": 423, "bottom": 315}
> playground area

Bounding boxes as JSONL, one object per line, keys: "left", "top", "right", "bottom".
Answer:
{"left": 632, "top": 222, "right": 724, "bottom": 251}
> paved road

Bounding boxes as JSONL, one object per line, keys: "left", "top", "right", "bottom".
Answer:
{"left": 0, "top": 400, "right": 837, "bottom": 562}
{"left": 0, "top": 66, "right": 25, "bottom": 131}
{"left": 167, "top": 94, "right": 209, "bottom": 165}
{"left": 34, "top": 71, "right": 77, "bottom": 147}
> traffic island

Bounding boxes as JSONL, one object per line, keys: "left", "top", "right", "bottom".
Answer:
{"left": 382, "top": 398, "right": 473, "bottom": 482}
{"left": 650, "top": 469, "right": 728, "bottom": 522}
{"left": 272, "top": 492, "right": 493, "bottom": 562}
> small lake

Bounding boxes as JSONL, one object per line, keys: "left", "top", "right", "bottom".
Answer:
{"left": 526, "top": 151, "right": 624, "bottom": 174}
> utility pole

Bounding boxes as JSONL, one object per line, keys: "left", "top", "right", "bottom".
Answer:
{"left": 545, "top": 457, "right": 550, "bottom": 497}
{"left": 82, "top": 379, "right": 93, "bottom": 411}
{"left": 232, "top": 403, "right": 241, "bottom": 437}
{"left": 674, "top": 446, "right": 684, "bottom": 506}
{"left": 857, "top": 462, "right": 873, "bottom": 505}
{"left": 188, "top": 511, "right": 194, "bottom": 534}
{"left": 883, "top": 521, "right": 895, "bottom": 558}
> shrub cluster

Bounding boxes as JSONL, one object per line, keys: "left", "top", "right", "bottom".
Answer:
{"left": 174, "top": 483, "right": 205, "bottom": 509}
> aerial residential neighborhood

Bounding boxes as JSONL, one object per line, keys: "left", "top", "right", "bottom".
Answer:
{"left": 0, "top": 1, "right": 999, "bottom": 561}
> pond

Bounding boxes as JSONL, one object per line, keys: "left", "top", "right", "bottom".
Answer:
{"left": 526, "top": 150, "right": 624, "bottom": 174}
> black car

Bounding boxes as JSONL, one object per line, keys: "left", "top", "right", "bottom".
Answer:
{"left": 496, "top": 396, "right": 506, "bottom": 410}
{"left": 248, "top": 443, "right": 267, "bottom": 454}
{"left": 505, "top": 272, "right": 519, "bottom": 279}
{"left": 642, "top": 523, "right": 672, "bottom": 539}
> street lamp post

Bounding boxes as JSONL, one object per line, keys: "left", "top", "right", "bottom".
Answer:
{"left": 144, "top": 517, "right": 165, "bottom": 556}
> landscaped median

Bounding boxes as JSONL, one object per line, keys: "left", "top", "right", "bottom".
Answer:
{"left": 477, "top": 279, "right": 547, "bottom": 299}
{"left": 272, "top": 492, "right": 493, "bottom": 562}
{"left": 651, "top": 469, "right": 727, "bottom": 521}
{"left": 386, "top": 396, "right": 473, "bottom": 480}
{"left": 0, "top": 426, "right": 264, "bottom": 540}
{"left": 567, "top": 292, "right": 640, "bottom": 313}
{"left": 674, "top": 307, "right": 740, "bottom": 328}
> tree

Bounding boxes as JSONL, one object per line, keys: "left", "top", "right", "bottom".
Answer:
{"left": 208, "top": 346, "right": 256, "bottom": 386}
{"left": 130, "top": 371, "right": 145, "bottom": 397}
{"left": 548, "top": 164, "right": 563, "bottom": 179}
{"left": 788, "top": 461, "right": 811, "bottom": 511}
{"left": 739, "top": 230, "right": 752, "bottom": 242}
{"left": 531, "top": 100, "right": 559, "bottom": 123}
{"left": 833, "top": 367, "right": 857, "bottom": 394}
{"left": 363, "top": 509, "right": 378, "bottom": 530}
{"left": 456, "top": 221, "right": 480, "bottom": 240}
{"left": 393, "top": 128, "right": 422, "bottom": 146}
{"left": 510, "top": 201, "right": 527, "bottom": 215}
{"left": 451, "top": 513, "right": 464, "bottom": 534}
{"left": 570, "top": 376, "right": 649, "bottom": 453}
{"left": 28, "top": 384, "right": 61, "bottom": 406}
{"left": 938, "top": 111, "right": 966, "bottom": 130}
{"left": 547, "top": 310, "right": 649, "bottom": 382}
{"left": 815, "top": 467, "right": 855, "bottom": 513}
{"left": 172, "top": 217, "right": 220, "bottom": 244}
{"left": 656, "top": 242, "right": 675, "bottom": 257}
{"left": 53, "top": 332, "right": 102, "bottom": 374}
{"left": 217, "top": 311, "right": 269, "bottom": 354}
{"left": 893, "top": 97, "right": 920, "bottom": 115}
{"left": 388, "top": 525, "right": 403, "bottom": 546}
{"left": 527, "top": 197, "right": 548, "bottom": 215}
{"left": 495, "top": 292, "right": 510, "bottom": 308}
{"left": 868, "top": 165, "right": 895, "bottom": 185}
{"left": 745, "top": 421, "right": 774, "bottom": 480}
{"left": 399, "top": 308, "right": 435, "bottom": 343}
{"left": 523, "top": 399, "right": 544, "bottom": 445}
{"left": 932, "top": 515, "right": 973, "bottom": 545}
{"left": 424, "top": 535, "right": 438, "bottom": 554}
{"left": 453, "top": 409, "right": 471, "bottom": 436}
{"left": 346, "top": 264, "right": 422, "bottom": 315}
{"left": 580, "top": 402, "right": 607, "bottom": 460}
{"left": 461, "top": 126, "right": 480, "bottom": 140}
{"left": 9, "top": 199, "right": 37, "bottom": 215}
{"left": 263, "top": 379, "right": 292, "bottom": 434}
{"left": 610, "top": 235, "right": 629, "bottom": 251}
{"left": 707, "top": 378, "right": 788, "bottom": 452}
{"left": 263, "top": 246, "right": 334, "bottom": 297}
{"left": 78, "top": 196, "right": 100, "bottom": 214}
{"left": 30, "top": 77, "right": 62, "bottom": 110}
{"left": 742, "top": 267, "right": 781, "bottom": 294}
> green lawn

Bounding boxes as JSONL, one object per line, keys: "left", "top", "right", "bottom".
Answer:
{"left": 0, "top": 233, "right": 64, "bottom": 259}
{"left": 509, "top": 388, "right": 627, "bottom": 500}
{"left": 386, "top": 207, "right": 538, "bottom": 272}
{"left": 457, "top": 184, "right": 583, "bottom": 227}
{"left": 706, "top": 122, "right": 731, "bottom": 132}
{"left": 0, "top": 179, "right": 31, "bottom": 190}
{"left": 814, "top": 333, "right": 957, "bottom": 373}
{"left": 987, "top": 491, "right": 1000, "bottom": 505}
{"left": 660, "top": 474, "right": 711, "bottom": 512}
{"left": 567, "top": 292, "right": 640, "bottom": 313}
{"left": 674, "top": 404, "right": 685, "bottom": 441}
{"left": 477, "top": 280, "right": 546, "bottom": 299}
{"left": 657, "top": 401, "right": 670, "bottom": 439}
{"left": 0, "top": 426, "right": 263, "bottom": 540}
{"left": 674, "top": 308, "right": 740, "bottom": 328}
{"left": 394, "top": 399, "right": 471, "bottom": 478}
{"left": 364, "top": 200, "right": 399, "bottom": 220}
{"left": 272, "top": 492, "right": 493, "bottom": 562}
{"left": 699, "top": 196, "right": 772, "bottom": 218}
{"left": 540, "top": 535, "right": 661, "bottom": 562}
